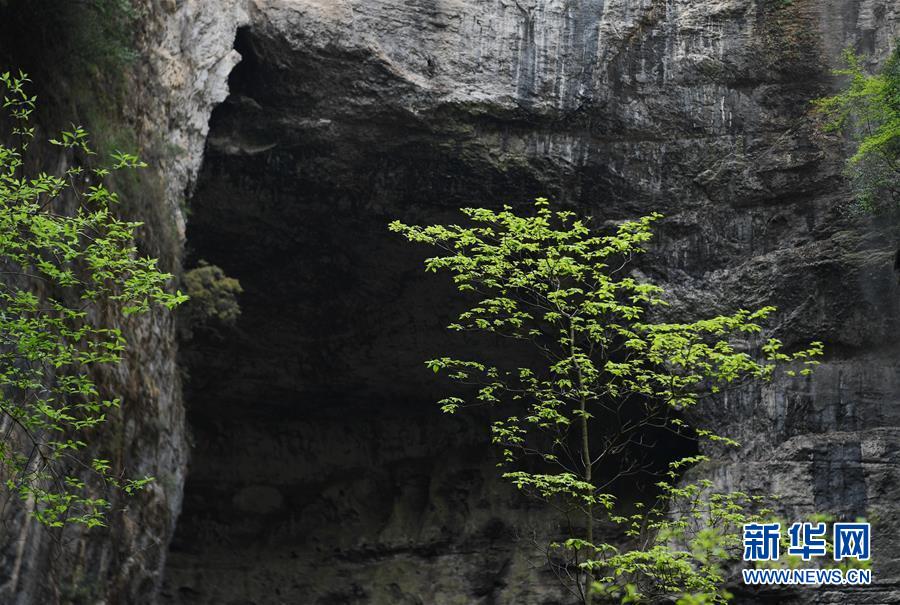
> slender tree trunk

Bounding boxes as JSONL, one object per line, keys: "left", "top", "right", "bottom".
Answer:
{"left": 581, "top": 392, "right": 592, "bottom": 605}
{"left": 571, "top": 321, "right": 593, "bottom": 605}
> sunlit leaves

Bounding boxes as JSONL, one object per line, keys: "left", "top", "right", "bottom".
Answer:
{"left": 394, "top": 198, "right": 823, "bottom": 603}
{"left": 0, "top": 72, "right": 185, "bottom": 528}
{"left": 814, "top": 46, "right": 900, "bottom": 212}
{"left": 583, "top": 462, "right": 769, "bottom": 605}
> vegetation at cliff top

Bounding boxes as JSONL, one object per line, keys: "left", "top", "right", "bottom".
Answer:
{"left": 392, "top": 200, "right": 822, "bottom": 604}
{"left": 815, "top": 44, "right": 900, "bottom": 213}
{"left": 0, "top": 0, "right": 139, "bottom": 72}
{"left": 0, "top": 72, "right": 186, "bottom": 528}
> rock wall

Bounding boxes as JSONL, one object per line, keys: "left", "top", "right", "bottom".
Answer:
{"left": 0, "top": 0, "right": 898, "bottom": 603}
{"left": 161, "top": 1, "right": 899, "bottom": 605}
{"left": 0, "top": 1, "right": 247, "bottom": 602}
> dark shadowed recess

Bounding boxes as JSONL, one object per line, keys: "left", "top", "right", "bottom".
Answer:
{"left": 162, "top": 27, "right": 695, "bottom": 605}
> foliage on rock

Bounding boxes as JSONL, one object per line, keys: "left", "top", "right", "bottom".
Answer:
{"left": 815, "top": 44, "right": 900, "bottom": 213}
{"left": 0, "top": 0, "right": 139, "bottom": 72}
{"left": 182, "top": 260, "right": 243, "bottom": 329}
{"left": 0, "top": 72, "right": 186, "bottom": 528}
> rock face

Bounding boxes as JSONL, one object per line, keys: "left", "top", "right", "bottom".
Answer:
{"left": 0, "top": 1, "right": 246, "bottom": 603}
{"left": 0, "top": 0, "right": 898, "bottom": 603}
{"left": 160, "top": 1, "right": 899, "bottom": 604}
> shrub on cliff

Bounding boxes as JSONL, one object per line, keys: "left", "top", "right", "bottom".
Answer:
{"left": 815, "top": 44, "right": 899, "bottom": 213}
{"left": 0, "top": 71, "right": 186, "bottom": 528}
{"left": 182, "top": 260, "right": 242, "bottom": 331}
{"left": 391, "top": 199, "right": 821, "bottom": 604}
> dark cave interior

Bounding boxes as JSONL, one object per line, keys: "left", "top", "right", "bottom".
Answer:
{"left": 162, "top": 27, "right": 697, "bottom": 605}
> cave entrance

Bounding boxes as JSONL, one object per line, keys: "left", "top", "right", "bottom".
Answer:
{"left": 161, "top": 27, "right": 556, "bottom": 605}
{"left": 161, "top": 26, "right": 696, "bottom": 605}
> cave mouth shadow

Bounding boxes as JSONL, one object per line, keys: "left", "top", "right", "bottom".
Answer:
{"left": 163, "top": 25, "right": 698, "bottom": 605}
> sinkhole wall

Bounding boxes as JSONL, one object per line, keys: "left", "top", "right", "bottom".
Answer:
{"left": 0, "top": 1, "right": 899, "bottom": 604}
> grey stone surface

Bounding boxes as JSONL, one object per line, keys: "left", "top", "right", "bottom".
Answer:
{"left": 0, "top": 0, "right": 898, "bottom": 603}
{"left": 159, "top": 1, "right": 899, "bottom": 604}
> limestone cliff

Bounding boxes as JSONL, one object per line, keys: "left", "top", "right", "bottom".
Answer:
{"left": 1, "top": 0, "right": 898, "bottom": 604}
{"left": 0, "top": 1, "right": 246, "bottom": 602}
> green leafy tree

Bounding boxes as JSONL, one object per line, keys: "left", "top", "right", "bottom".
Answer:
{"left": 391, "top": 200, "right": 821, "bottom": 604}
{"left": 0, "top": 71, "right": 186, "bottom": 528}
{"left": 814, "top": 44, "right": 900, "bottom": 213}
